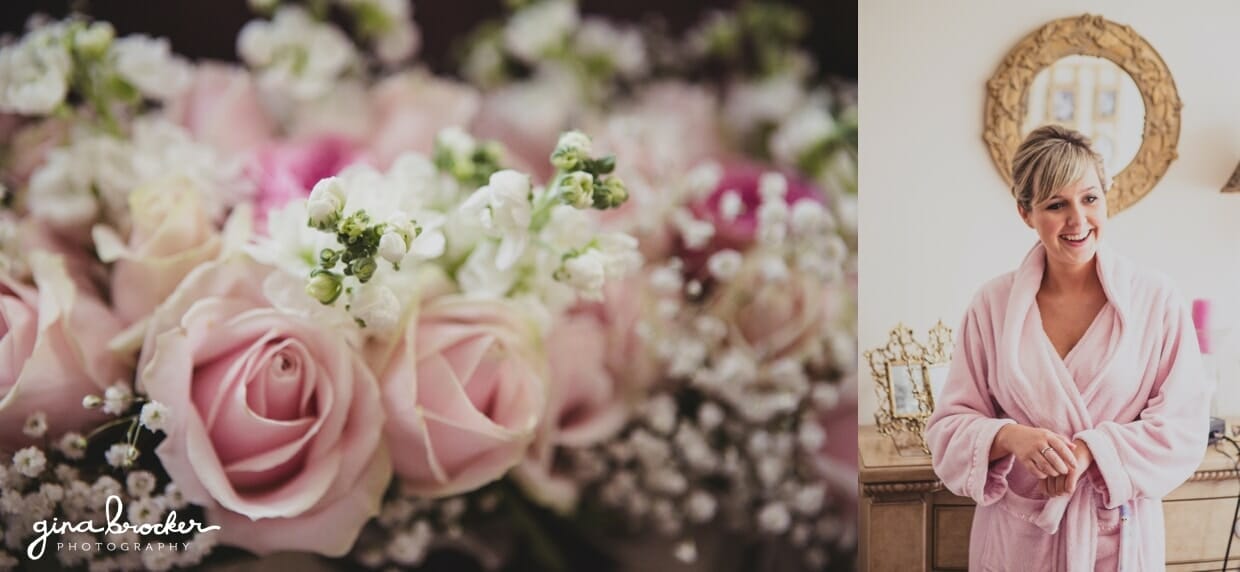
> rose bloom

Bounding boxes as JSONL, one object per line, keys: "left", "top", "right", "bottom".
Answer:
{"left": 514, "top": 312, "right": 627, "bottom": 513}
{"left": 594, "top": 272, "right": 660, "bottom": 394}
{"left": 140, "top": 256, "right": 390, "bottom": 556}
{"left": 92, "top": 179, "right": 222, "bottom": 325}
{"left": 379, "top": 296, "right": 547, "bottom": 497}
{"left": 166, "top": 62, "right": 276, "bottom": 157}
{"left": 707, "top": 259, "right": 829, "bottom": 361}
{"left": 0, "top": 252, "right": 127, "bottom": 451}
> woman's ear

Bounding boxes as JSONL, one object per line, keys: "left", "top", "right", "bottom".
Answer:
{"left": 1017, "top": 204, "right": 1034, "bottom": 229}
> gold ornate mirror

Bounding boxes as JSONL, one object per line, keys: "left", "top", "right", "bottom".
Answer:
{"left": 983, "top": 14, "right": 1181, "bottom": 215}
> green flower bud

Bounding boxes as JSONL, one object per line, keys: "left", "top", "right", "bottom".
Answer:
{"left": 551, "top": 131, "right": 591, "bottom": 171}
{"left": 339, "top": 211, "right": 371, "bottom": 243}
{"left": 351, "top": 257, "right": 378, "bottom": 283}
{"left": 75, "top": 22, "right": 115, "bottom": 59}
{"left": 319, "top": 248, "right": 341, "bottom": 268}
{"left": 559, "top": 171, "right": 595, "bottom": 209}
{"left": 593, "top": 176, "right": 629, "bottom": 210}
{"left": 306, "top": 270, "right": 343, "bottom": 304}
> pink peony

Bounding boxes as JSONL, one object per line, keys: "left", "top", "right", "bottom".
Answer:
{"left": 380, "top": 296, "right": 547, "bottom": 497}
{"left": 166, "top": 62, "right": 276, "bottom": 157}
{"left": 250, "top": 136, "right": 361, "bottom": 231}
{"left": 0, "top": 253, "right": 128, "bottom": 452}
{"left": 688, "top": 161, "right": 824, "bottom": 253}
{"left": 515, "top": 312, "right": 627, "bottom": 512}
{"left": 139, "top": 256, "right": 390, "bottom": 556}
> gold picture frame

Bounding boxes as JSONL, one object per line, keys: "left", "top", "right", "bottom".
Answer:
{"left": 866, "top": 322, "right": 954, "bottom": 453}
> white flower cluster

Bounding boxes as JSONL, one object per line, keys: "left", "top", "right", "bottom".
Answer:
{"left": 253, "top": 152, "right": 450, "bottom": 338}
{"left": 503, "top": 0, "right": 579, "bottom": 63}
{"left": 340, "top": 0, "right": 420, "bottom": 65}
{"left": 0, "top": 20, "right": 74, "bottom": 114}
{"left": 353, "top": 486, "right": 504, "bottom": 570}
{"left": 252, "top": 128, "right": 639, "bottom": 339}
{"left": 0, "top": 18, "right": 191, "bottom": 116}
{"left": 574, "top": 18, "right": 648, "bottom": 79}
{"left": 456, "top": 131, "right": 640, "bottom": 308}
{"left": 552, "top": 164, "right": 855, "bottom": 566}
{"left": 0, "top": 422, "right": 217, "bottom": 571}
{"left": 111, "top": 35, "right": 192, "bottom": 101}
{"left": 570, "top": 376, "right": 853, "bottom": 569}
{"left": 27, "top": 116, "right": 251, "bottom": 236}
{"left": 238, "top": 6, "right": 360, "bottom": 100}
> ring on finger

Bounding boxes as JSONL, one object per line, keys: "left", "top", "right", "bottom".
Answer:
{"left": 1040, "top": 446, "right": 1053, "bottom": 456}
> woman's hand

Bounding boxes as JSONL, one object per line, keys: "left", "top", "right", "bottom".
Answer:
{"left": 994, "top": 424, "right": 1077, "bottom": 479}
{"left": 1041, "top": 439, "right": 1094, "bottom": 497}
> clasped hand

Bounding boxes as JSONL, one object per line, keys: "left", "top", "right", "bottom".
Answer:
{"left": 995, "top": 424, "right": 1093, "bottom": 497}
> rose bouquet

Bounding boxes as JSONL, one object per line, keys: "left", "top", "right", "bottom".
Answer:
{"left": 0, "top": 1, "right": 856, "bottom": 570}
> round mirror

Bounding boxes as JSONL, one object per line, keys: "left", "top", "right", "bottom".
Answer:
{"left": 983, "top": 14, "right": 1181, "bottom": 216}
{"left": 1021, "top": 55, "right": 1145, "bottom": 177}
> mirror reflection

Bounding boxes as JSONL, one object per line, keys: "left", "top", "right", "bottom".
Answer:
{"left": 1022, "top": 55, "right": 1145, "bottom": 176}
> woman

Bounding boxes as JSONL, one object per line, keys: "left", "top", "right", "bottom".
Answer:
{"left": 924, "top": 125, "right": 1211, "bottom": 571}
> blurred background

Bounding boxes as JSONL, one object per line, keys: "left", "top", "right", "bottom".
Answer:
{"left": 1, "top": 0, "right": 857, "bottom": 80}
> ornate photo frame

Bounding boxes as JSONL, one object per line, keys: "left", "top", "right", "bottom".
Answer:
{"left": 867, "top": 322, "right": 955, "bottom": 453}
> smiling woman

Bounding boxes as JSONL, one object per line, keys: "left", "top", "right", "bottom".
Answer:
{"left": 923, "top": 124, "right": 1211, "bottom": 571}
{"left": 1013, "top": 125, "right": 1108, "bottom": 272}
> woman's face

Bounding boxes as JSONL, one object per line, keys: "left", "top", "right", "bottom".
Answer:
{"left": 1019, "top": 169, "right": 1107, "bottom": 270}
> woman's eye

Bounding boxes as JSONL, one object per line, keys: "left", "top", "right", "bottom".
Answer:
{"left": 1047, "top": 203, "right": 1063, "bottom": 210}
{"left": 1084, "top": 195, "right": 1097, "bottom": 204}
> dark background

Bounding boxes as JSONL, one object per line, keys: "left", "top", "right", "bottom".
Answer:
{"left": 0, "top": 0, "right": 857, "bottom": 80}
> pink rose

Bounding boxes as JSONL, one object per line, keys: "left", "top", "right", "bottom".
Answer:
{"left": 93, "top": 181, "right": 222, "bottom": 325}
{"left": 708, "top": 262, "right": 829, "bottom": 361}
{"left": 140, "top": 256, "right": 390, "bottom": 556}
{"left": 515, "top": 313, "right": 627, "bottom": 512}
{"left": 596, "top": 273, "right": 660, "bottom": 393}
{"left": 250, "top": 136, "right": 361, "bottom": 231}
{"left": 688, "top": 162, "right": 823, "bottom": 253}
{"left": 381, "top": 296, "right": 547, "bottom": 497}
{"left": 167, "top": 62, "right": 275, "bottom": 157}
{"left": 367, "top": 71, "right": 480, "bottom": 168}
{"left": 0, "top": 253, "right": 128, "bottom": 451}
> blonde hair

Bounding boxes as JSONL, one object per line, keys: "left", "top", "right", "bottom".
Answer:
{"left": 1010, "top": 125, "right": 1108, "bottom": 212}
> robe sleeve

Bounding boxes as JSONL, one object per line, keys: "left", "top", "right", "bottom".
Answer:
{"left": 925, "top": 294, "right": 1017, "bottom": 506}
{"left": 1074, "top": 288, "right": 1212, "bottom": 508}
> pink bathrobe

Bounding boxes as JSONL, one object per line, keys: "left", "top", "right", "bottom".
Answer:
{"left": 925, "top": 242, "right": 1211, "bottom": 571}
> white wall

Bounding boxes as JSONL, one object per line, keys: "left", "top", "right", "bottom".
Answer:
{"left": 858, "top": 0, "right": 1240, "bottom": 424}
